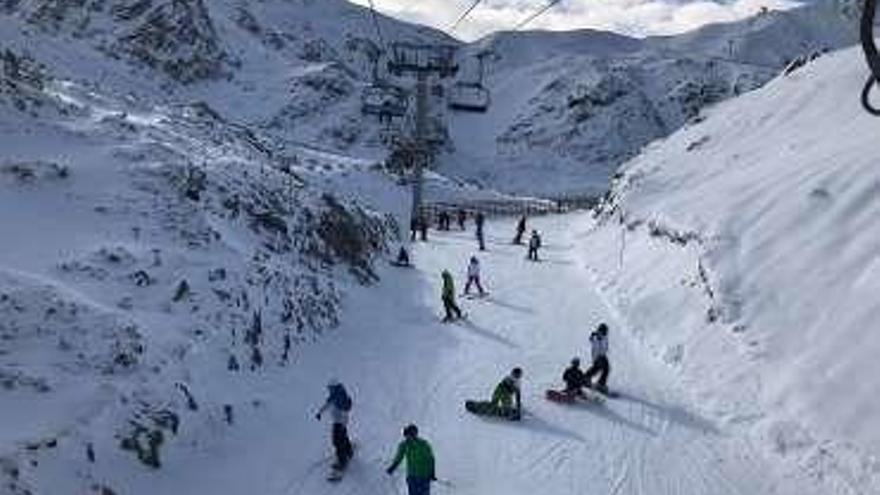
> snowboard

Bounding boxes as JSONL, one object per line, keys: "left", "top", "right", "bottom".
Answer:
{"left": 464, "top": 400, "right": 521, "bottom": 421}
{"left": 545, "top": 388, "right": 604, "bottom": 405}
{"left": 389, "top": 260, "right": 414, "bottom": 269}
{"left": 326, "top": 443, "right": 357, "bottom": 482}
{"left": 594, "top": 387, "right": 619, "bottom": 399}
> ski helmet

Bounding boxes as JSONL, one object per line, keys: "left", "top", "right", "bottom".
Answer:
{"left": 327, "top": 378, "right": 340, "bottom": 388}
{"left": 511, "top": 367, "right": 523, "bottom": 378}
{"left": 403, "top": 424, "right": 418, "bottom": 438}
{"left": 597, "top": 323, "right": 609, "bottom": 336}
{"left": 571, "top": 357, "right": 581, "bottom": 366}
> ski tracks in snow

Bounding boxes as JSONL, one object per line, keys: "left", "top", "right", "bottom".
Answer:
{"left": 277, "top": 214, "right": 812, "bottom": 495}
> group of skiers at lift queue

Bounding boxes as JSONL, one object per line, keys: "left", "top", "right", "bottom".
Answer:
{"left": 314, "top": 324, "right": 612, "bottom": 494}
{"left": 401, "top": 212, "right": 542, "bottom": 267}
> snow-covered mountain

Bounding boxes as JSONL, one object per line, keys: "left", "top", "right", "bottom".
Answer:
{"left": 0, "top": 0, "right": 455, "bottom": 154}
{"left": 0, "top": 4, "right": 416, "bottom": 491}
{"left": 441, "top": 0, "right": 858, "bottom": 197}
{"left": 1, "top": 0, "right": 860, "bottom": 200}
{"left": 584, "top": 45, "right": 880, "bottom": 493}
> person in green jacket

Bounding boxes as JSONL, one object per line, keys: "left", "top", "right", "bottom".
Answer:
{"left": 386, "top": 424, "right": 436, "bottom": 495}
{"left": 491, "top": 367, "right": 523, "bottom": 420}
{"left": 441, "top": 270, "right": 463, "bottom": 322}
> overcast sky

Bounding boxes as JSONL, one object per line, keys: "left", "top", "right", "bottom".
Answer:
{"left": 349, "top": 0, "right": 802, "bottom": 41}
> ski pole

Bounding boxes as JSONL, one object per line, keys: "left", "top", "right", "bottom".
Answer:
{"left": 436, "top": 478, "right": 455, "bottom": 488}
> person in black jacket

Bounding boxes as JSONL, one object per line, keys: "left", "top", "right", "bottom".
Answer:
{"left": 513, "top": 215, "right": 526, "bottom": 244}
{"left": 562, "top": 358, "right": 587, "bottom": 399}
{"left": 475, "top": 212, "right": 486, "bottom": 251}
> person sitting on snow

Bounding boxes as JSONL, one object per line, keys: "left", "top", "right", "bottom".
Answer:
{"left": 491, "top": 367, "right": 523, "bottom": 420}
{"left": 562, "top": 358, "right": 588, "bottom": 399}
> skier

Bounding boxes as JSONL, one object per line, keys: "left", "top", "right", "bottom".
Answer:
{"left": 438, "top": 211, "right": 451, "bottom": 231}
{"left": 583, "top": 323, "right": 611, "bottom": 394}
{"left": 562, "top": 357, "right": 587, "bottom": 399}
{"left": 410, "top": 216, "right": 419, "bottom": 242}
{"left": 419, "top": 214, "right": 428, "bottom": 241}
{"left": 464, "top": 256, "right": 486, "bottom": 296}
{"left": 386, "top": 424, "right": 436, "bottom": 495}
{"left": 393, "top": 246, "right": 411, "bottom": 267}
{"left": 315, "top": 379, "right": 354, "bottom": 472}
{"left": 441, "top": 270, "right": 463, "bottom": 322}
{"left": 457, "top": 208, "right": 467, "bottom": 230}
{"left": 527, "top": 230, "right": 541, "bottom": 261}
{"left": 491, "top": 367, "right": 523, "bottom": 420}
{"left": 513, "top": 215, "right": 527, "bottom": 244}
{"left": 475, "top": 212, "right": 486, "bottom": 251}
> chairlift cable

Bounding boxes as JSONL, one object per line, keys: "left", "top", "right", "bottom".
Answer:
{"left": 367, "top": 0, "right": 388, "bottom": 51}
{"left": 451, "top": 0, "right": 485, "bottom": 31}
{"left": 513, "top": 0, "right": 563, "bottom": 31}
{"left": 860, "top": 0, "right": 880, "bottom": 115}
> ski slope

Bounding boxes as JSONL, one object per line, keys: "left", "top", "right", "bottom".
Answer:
{"left": 85, "top": 214, "right": 828, "bottom": 495}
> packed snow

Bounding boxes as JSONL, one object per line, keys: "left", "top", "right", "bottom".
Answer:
{"left": 584, "top": 45, "right": 880, "bottom": 493}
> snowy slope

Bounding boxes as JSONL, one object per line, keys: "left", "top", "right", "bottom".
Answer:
{"left": 0, "top": 47, "right": 407, "bottom": 494}
{"left": 14, "top": 210, "right": 843, "bottom": 495}
{"left": 440, "top": 1, "right": 857, "bottom": 197}
{"left": 583, "top": 45, "right": 880, "bottom": 492}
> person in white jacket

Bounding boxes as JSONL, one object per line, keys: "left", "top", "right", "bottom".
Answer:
{"left": 464, "top": 256, "right": 486, "bottom": 296}
{"left": 583, "top": 324, "right": 610, "bottom": 394}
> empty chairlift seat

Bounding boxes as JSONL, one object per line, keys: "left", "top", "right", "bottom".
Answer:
{"left": 448, "top": 82, "right": 490, "bottom": 112}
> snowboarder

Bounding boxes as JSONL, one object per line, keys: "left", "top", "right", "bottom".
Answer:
{"left": 441, "top": 270, "right": 463, "bottom": 322}
{"left": 315, "top": 379, "right": 354, "bottom": 473}
{"left": 513, "top": 215, "right": 527, "bottom": 244}
{"left": 386, "top": 424, "right": 436, "bottom": 495}
{"left": 545, "top": 357, "right": 602, "bottom": 404}
{"left": 562, "top": 358, "right": 588, "bottom": 399}
{"left": 393, "top": 246, "right": 411, "bottom": 267}
{"left": 457, "top": 208, "right": 467, "bottom": 230}
{"left": 491, "top": 367, "right": 523, "bottom": 419}
{"left": 584, "top": 324, "right": 611, "bottom": 394}
{"left": 527, "top": 230, "right": 541, "bottom": 261}
{"left": 464, "top": 256, "right": 486, "bottom": 296}
{"left": 475, "top": 212, "right": 486, "bottom": 251}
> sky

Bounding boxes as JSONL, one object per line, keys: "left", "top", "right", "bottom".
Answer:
{"left": 349, "top": 0, "right": 803, "bottom": 41}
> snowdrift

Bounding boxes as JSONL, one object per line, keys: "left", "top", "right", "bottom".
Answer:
{"left": 585, "top": 46, "right": 880, "bottom": 491}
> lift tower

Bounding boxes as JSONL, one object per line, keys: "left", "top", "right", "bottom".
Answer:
{"left": 387, "top": 43, "right": 458, "bottom": 222}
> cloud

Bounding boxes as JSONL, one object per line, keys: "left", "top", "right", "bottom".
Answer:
{"left": 349, "top": 0, "right": 802, "bottom": 41}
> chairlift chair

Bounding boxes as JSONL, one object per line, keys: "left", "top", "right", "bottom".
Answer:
{"left": 361, "top": 84, "right": 408, "bottom": 119}
{"left": 448, "top": 82, "right": 490, "bottom": 112}
{"left": 387, "top": 43, "right": 458, "bottom": 78}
